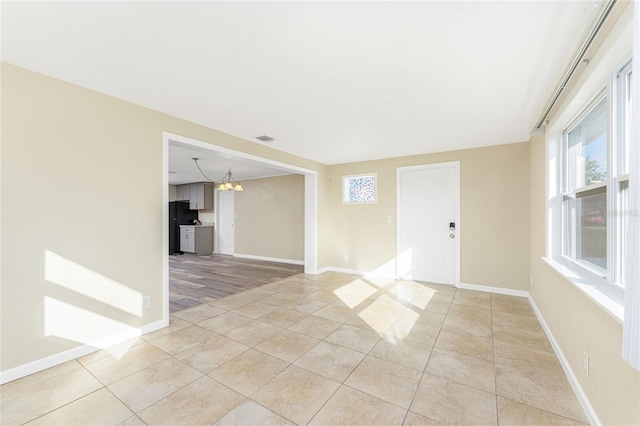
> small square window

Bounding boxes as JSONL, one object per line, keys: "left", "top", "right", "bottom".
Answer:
{"left": 343, "top": 174, "right": 377, "bottom": 204}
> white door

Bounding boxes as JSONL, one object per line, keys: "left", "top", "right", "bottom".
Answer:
{"left": 218, "top": 190, "right": 235, "bottom": 255}
{"left": 397, "top": 162, "right": 460, "bottom": 285}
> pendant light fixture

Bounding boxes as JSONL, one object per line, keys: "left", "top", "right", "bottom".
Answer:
{"left": 217, "top": 169, "right": 243, "bottom": 192}
{"left": 192, "top": 158, "right": 243, "bottom": 191}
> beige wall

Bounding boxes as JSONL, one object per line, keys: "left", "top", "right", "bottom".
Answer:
{"left": 234, "top": 174, "right": 304, "bottom": 262}
{"left": 529, "top": 133, "right": 640, "bottom": 425}
{"left": 0, "top": 63, "right": 327, "bottom": 372}
{"left": 527, "top": 4, "right": 640, "bottom": 423}
{"left": 168, "top": 184, "right": 177, "bottom": 202}
{"left": 325, "top": 142, "right": 530, "bottom": 290}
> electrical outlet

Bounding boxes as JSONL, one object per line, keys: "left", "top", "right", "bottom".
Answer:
{"left": 344, "top": 255, "right": 349, "bottom": 263}
{"left": 530, "top": 276, "right": 533, "bottom": 287}
{"left": 583, "top": 351, "right": 589, "bottom": 377}
{"left": 143, "top": 295, "right": 151, "bottom": 309}
{"left": 387, "top": 215, "right": 392, "bottom": 223}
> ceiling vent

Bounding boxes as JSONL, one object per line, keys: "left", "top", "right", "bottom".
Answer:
{"left": 256, "top": 135, "right": 276, "bottom": 142}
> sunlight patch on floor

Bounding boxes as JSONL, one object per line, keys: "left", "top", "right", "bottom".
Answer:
{"left": 383, "top": 308, "right": 420, "bottom": 345}
{"left": 410, "top": 287, "right": 436, "bottom": 310}
{"left": 333, "top": 279, "right": 377, "bottom": 309}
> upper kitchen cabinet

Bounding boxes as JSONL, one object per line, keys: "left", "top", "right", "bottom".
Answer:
{"left": 176, "top": 184, "right": 190, "bottom": 201}
{"left": 189, "top": 182, "right": 214, "bottom": 210}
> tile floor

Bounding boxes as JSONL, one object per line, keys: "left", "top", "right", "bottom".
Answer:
{"left": 1, "top": 272, "right": 589, "bottom": 425}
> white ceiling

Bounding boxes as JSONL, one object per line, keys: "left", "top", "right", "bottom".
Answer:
{"left": 168, "top": 141, "right": 294, "bottom": 185}
{"left": 2, "top": 1, "right": 601, "bottom": 168}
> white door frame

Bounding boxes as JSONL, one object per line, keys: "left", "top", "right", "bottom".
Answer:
{"left": 162, "top": 132, "right": 318, "bottom": 323}
{"left": 396, "top": 161, "right": 461, "bottom": 286}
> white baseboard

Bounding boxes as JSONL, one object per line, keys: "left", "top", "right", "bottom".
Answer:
{"left": 316, "top": 266, "right": 367, "bottom": 276}
{"left": 457, "top": 282, "right": 530, "bottom": 298}
{"left": 528, "top": 297, "right": 600, "bottom": 426}
{"left": 316, "top": 266, "right": 330, "bottom": 274}
{"left": 0, "top": 318, "right": 167, "bottom": 385}
{"left": 233, "top": 253, "right": 304, "bottom": 266}
{"left": 316, "top": 266, "right": 403, "bottom": 279}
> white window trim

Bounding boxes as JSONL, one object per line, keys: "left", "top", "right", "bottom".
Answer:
{"left": 342, "top": 173, "right": 378, "bottom": 205}
{"left": 545, "top": 59, "right": 632, "bottom": 324}
{"left": 560, "top": 93, "right": 608, "bottom": 276}
{"left": 611, "top": 60, "right": 633, "bottom": 289}
{"left": 543, "top": 258, "right": 624, "bottom": 323}
{"left": 621, "top": 0, "right": 640, "bottom": 371}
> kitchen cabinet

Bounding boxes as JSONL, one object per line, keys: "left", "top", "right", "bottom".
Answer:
{"left": 176, "top": 184, "right": 190, "bottom": 201}
{"left": 189, "top": 183, "right": 214, "bottom": 210}
{"left": 179, "top": 226, "right": 195, "bottom": 253}
{"left": 180, "top": 225, "right": 213, "bottom": 255}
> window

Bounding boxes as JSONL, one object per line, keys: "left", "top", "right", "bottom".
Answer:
{"left": 558, "top": 60, "right": 631, "bottom": 294}
{"left": 562, "top": 98, "right": 608, "bottom": 273}
{"left": 614, "top": 61, "right": 632, "bottom": 287}
{"left": 343, "top": 174, "right": 377, "bottom": 204}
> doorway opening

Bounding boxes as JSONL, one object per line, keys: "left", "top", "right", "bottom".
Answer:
{"left": 162, "top": 132, "right": 318, "bottom": 322}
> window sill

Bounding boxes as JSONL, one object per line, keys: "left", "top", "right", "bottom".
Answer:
{"left": 542, "top": 257, "right": 624, "bottom": 324}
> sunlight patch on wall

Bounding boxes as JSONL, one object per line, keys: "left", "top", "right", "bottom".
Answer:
{"left": 44, "top": 297, "right": 139, "bottom": 353}
{"left": 396, "top": 249, "right": 413, "bottom": 279}
{"left": 45, "top": 250, "right": 143, "bottom": 317}
{"left": 362, "top": 257, "right": 398, "bottom": 287}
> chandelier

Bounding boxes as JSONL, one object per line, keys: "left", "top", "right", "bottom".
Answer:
{"left": 216, "top": 169, "right": 243, "bottom": 192}
{"left": 192, "top": 158, "right": 243, "bottom": 191}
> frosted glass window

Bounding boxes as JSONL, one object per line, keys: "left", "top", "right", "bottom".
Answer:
{"left": 343, "top": 174, "right": 377, "bottom": 204}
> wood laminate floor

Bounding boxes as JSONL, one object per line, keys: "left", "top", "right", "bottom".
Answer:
{"left": 169, "top": 253, "right": 304, "bottom": 313}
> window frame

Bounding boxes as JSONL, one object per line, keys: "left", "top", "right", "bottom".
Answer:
{"left": 560, "top": 93, "right": 609, "bottom": 278}
{"left": 342, "top": 173, "right": 378, "bottom": 205}
{"left": 612, "top": 60, "right": 632, "bottom": 289}
{"left": 546, "top": 58, "right": 632, "bottom": 322}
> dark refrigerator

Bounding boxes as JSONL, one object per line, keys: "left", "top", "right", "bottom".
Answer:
{"left": 169, "top": 201, "right": 199, "bottom": 255}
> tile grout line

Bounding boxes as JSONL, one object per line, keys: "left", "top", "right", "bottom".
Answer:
{"left": 218, "top": 309, "right": 339, "bottom": 423}
{"left": 402, "top": 287, "right": 453, "bottom": 425}
{"left": 302, "top": 295, "right": 388, "bottom": 426}
{"left": 403, "top": 342, "right": 438, "bottom": 424}
{"left": 491, "top": 294, "right": 500, "bottom": 426}
{"left": 17, "top": 374, "right": 107, "bottom": 426}
{"left": 17, "top": 275, "right": 571, "bottom": 425}
{"left": 121, "top": 354, "right": 205, "bottom": 418}
{"left": 240, "top": 282, "right": 410, "bottom": 424}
